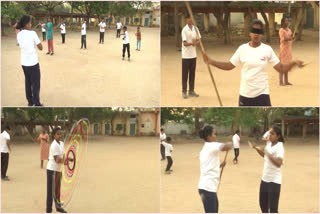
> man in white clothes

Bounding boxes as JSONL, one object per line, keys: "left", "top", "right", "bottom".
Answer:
{"left": 41, "top": 21, "right": 46, "bottom": 41}
{"left": 81, "top": 20, "right": 87, "bottom": 49}
{"left": 98, "top": 18, "right": 106, "bottom": 44}
{"left": 160, "top": 128, "right": 166, "bottom": 160}
{"left": 232, "top": 130, "right": 240, "bottom": 164}
{"left": 181, "top": 14, "right": 201, "bottom": 99}
{"left": 1, "top": 126, "right": 11, "bottom": 181}
{"left": 122, "top": 26, "right": 130, "bottom": 61}
{"left": 116, "top": 20, "right": 122, "bottom": 38}
{"left": 60, "top": 21, "right": 66, "bottom": 44}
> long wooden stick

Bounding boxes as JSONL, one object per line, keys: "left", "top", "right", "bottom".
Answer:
{"left": 218, "top": 150, "right": 229, "bottom": 192}
{"left": 185, "top": 2, "right": 223, "bottom": 107}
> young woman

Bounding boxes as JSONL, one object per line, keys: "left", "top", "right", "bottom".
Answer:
{"left": 46, "top": 127, "right": 67, "bottom": 213}
{"left": 37, "top": 127, "right": 49, "bottom": 168}
{"left": 279, "top": 17, "right": 294, "bottom": 86}
{"left": 252, "top": 125, "right": 284, "bottom": 213}
{"left": 46, "top": 18, "right": 54, "bottom": 55}
{"left": 16, "top": 15, "right": 43, "bottom": 106}
{"left": 202, "top": 19, "right": 305, "bottom": 106}
{"left": 198, "top": 125, "right": 232, "bottom": 213}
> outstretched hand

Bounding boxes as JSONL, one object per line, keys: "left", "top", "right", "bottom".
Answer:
{"left": 295, "top": 60, "right": 305, "bottom": 68}
{"left": 202, "top": 52, "right": 209, "bottom": 64}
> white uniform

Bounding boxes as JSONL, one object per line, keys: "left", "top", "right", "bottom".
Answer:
{"left": 0, "top": 131, "right": 10, "bottom": 153}
{"left": 161, "top": 141, "right": 173, "bottom": 157}
{"left": 262, "top": 142, "right": 284, "bottom": 184}
{"left": 47, "top": 140, "right": 64, "bottom": 172}
{"left": 232, "top": 134, "right": 240, "bottom": 149}
{"left": 181, "top": 24, "right": 201, "bottom": 59}
{"left": 17, "top": 30, "right": 41, "bottom": 66}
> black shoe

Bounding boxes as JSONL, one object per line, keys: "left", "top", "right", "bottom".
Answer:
{"left": 2, "top": 176, "right": 10, "bottom": 181}
{"left": 182, "top": 92, "right": 188, "bottom": 99}
{"left": 50, "top": 53, "right": 54, "bottom": 56}
{"left": 56, "top": 208, "right": 67, "bottom": 213}
{"left": 189, "top": 91, "right": 199, "bottom": 97}
{"left": 28, "top": 103, "right": 34, "bottom": 106}
{"left": 46, "top": 52, "right": 50, "bottom": 55}
{"left": 35, "top": 103, "right": 44, "bottom": 107}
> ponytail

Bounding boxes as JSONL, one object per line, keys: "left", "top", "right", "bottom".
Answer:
{"left": 199, "top": 125, "right": 214, "bottom": 141}
{"left": 16, "top": 15, "right": 31, "bottom": 30}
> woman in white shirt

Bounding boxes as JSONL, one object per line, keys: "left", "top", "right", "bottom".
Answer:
{"left": 16, "top": 15, "right": 43, "bottom": 106}
{"left": 252, "top": 125, "right": 284, "bottom": 213}
{"left": 198, "top": 126, "right": 232, "bottom": 213}
{"left": 46, "top": 128, "right": 67, "bottom": 213}
{"left": 202, "top": 19, "right": 305, "bottom": 106}
{"left": 232, "top": 130, "right": 240, "bottom": 164}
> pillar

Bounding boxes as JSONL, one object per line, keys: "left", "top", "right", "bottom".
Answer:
{"left": 269, "top": 12, "right": 275, "bottom": 36}
{"left": 244, "top": 12, "right": 250, "bottom": 36}
{"left": 180, "top": 13, "right": 186, "bottom": 29}
{"left": 281, "top": 120, "right": 285, "bottom": 138}
{"left": 204, "top": 13, "right": 209, "bottom": 33}
{"left": 302, "top": 122, "right": 307, "bottom": 139}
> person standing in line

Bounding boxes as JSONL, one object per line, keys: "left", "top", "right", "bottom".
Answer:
{"left": 60, "top": 21, "right": 66, "bottom": 44}
{"left": 1, "top": 126, "right": 11, "bottom": 181}
{"left": 98, "top": 18, "right": 106, "bottom": 44}
{"left": 232, "top": 130, "right": 240, "bottom": 164}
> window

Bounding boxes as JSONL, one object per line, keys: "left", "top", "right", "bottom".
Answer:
{"left": 116, "top": 124, "right": 123, "bottom": 131}
{"left": 130, "top": 114, "right": 136, "bottom": 118}
{"left": 141, "top": 124, "right": 144, "bottom": 128}
{"left": 134, "top": 18, "right": 139, "bottom": 23}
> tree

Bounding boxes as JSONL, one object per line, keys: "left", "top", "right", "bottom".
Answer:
{"left": 1, "top": 2, "right": 26, "bottom": 35}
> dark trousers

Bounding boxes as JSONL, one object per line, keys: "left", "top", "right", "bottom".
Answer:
{"left": 61, "top": 33, "right": 65, "bottom": 43}
{"left": 99, "top": 32, "right": 104, "bottom": 43}
{"left": 233, "top": 148, "right": 239, "bottom": 161}
{"left": 81, "top": 35, "right": 87, "bottom": 48}
{"left": 259, "top": 180, "right": 281, "bottom": 213}
{"left": 42, "top": 32, "right": 46, "bottom": 41}
{"left": 116, "top": 29, "right": 121, "bottom": 38}
{"left": 160, "top": 144, "right": 165, "bottom": 160}
{"left": 22, "top": 63, "right": 41, "bottom": 106}
{"left": 182, "top": 58, "right": 196, "bottom": 93}
{"left": 46, "top": 170, "right": 62, "bottom": 213}
{"left": 239, "top": 94, "right": 271, "bottom": 106}
{"left": 165, "top": 156, "right": 173, "bottom": 171}
{"left": 122, "top": 44, "right": 130, "bottom": 58}
{"left": 1, "top": 153, "right": 9, "bottom": 178}
{"left": 199, "top": 189, "right": 219, "bottom": 213}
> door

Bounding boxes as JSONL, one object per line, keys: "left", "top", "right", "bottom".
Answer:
{"left": 105, "top": 124, "right": 110, "bottom": 135}
{"left": 144, "top": 18, "right": 149, "bottom": 27}
{"left": 130, "top": 124, "right": 135, "bottom": 136}
{"left": 306, "top": 8, "right": 314, "bottom": 28}
{"left": 94, "top": 124, "right": 99, "bottom": 135}
{"left": 126, "top": 17, "right": 129, "bottom": 25}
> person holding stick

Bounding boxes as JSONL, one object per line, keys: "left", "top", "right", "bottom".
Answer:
{"left": 251, "top": 125, "right": 284, "bottom": 213}
{"left": 202, "top": 19, "right": 305, "bottom": 106}
{"left": 198, "top": 125, "right": 232, "bottom": 213}
{"left": 279, "top": 17, "right": 295, "bottom": 86}
{"left": 181, "top": 14, "right": 201, "bottom": 99}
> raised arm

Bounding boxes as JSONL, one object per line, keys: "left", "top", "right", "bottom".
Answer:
{"left": 273, "top": 61, "right": 304, "bottom": 73}
{"left": 202, "top": 53, "right": 235, "bottom": 70}
{"left": 253, "top": 145, "right": 265, "bottom": 158}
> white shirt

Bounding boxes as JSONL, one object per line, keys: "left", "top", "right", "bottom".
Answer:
{"left": 17, "top": 30, "right": 41, "bottom": 66}
{"left": 229, "top": 43, "right": 280, "bottom": 98}
{"left": 262, "top": 142, "right": 284, "bottom": 184}
{"left": 60, "top": 24, "right": 66, "bottom": 34}
{"left": 181, "top": 24, "right": 201, "bottom": 59}
{"left": 161, "top": 141, "right": 173, "bottom": 157}
{"left": 198, "top": 142, "right": 224, "bottom": 192}
{"left": 122, "top": 31, "right": 129, "bottom": 44}
{"left": 232, "top": 134, "right": 240, "bottom": 149}
{"left": 99, "top": 22, "right": 106, "bottom": 32}
{"left": 116, "top": 22, "right": 122, "bottom": 30}
{"left": 81, "top": 23, "right": 86, "bottom": 35}
{"left": 47, "top": 140, "right": 64, "bottom": 172}
{"left": 0, "top": 131, "right": 10, "bottom": 153}
{"left": 41, "top": 24, "right": 46, "bottom": 32}
{"left": 160, "top": 132, "right": 166, "bottom": 143}
{"left": 263, "top": 130, "right": 270, "bottom": 140}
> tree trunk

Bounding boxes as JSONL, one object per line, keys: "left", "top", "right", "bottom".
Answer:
{"left": 260, "top": 10, "right": 271, "bottom": 43}
{"left": 174, "top": 3, "right": 181, "bottom": 51}
{"left": 231, "top": 110, "right": 240, "bottom": 135}
{"left": 212, "top": 11, "right": 223, "bottom": 38}
{"left": 194, "top": 109, "right": 201, "bottom": 136}
{"left": 295, "top": 1, "right": 307, "bottom": 40}
{"left": 222, "top": 10, "right": 231, "bottom": 44}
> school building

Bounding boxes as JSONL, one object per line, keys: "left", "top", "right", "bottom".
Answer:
{"left": 90, "top": 109, "right": 160, "bottom": 136}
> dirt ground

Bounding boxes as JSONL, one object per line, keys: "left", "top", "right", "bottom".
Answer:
{"left": 1, "top": 136, "right": 160, "bottom": 213}
{"left": 1, "top": 26, "right": 160, "bottom": 107}
{"left": 160, "top": 136, "right": 319, "bottom": 213}
{"left": 161, "top": 29, "right": 319, "bottom": 107}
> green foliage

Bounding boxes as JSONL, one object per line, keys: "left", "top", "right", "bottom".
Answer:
{"left": 1, "top": 2, "right": 26, "bottom": 20}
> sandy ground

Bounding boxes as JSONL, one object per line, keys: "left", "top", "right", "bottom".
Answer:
{"left": 1, "top": 136, "right": 160, "bottom": 213}
{"left": 1, "top": 26, "right": 160, "bottom": 107}
{"left": 160, "top": 136, "right": 319, "bottom": 213}
{"left": 161, "top": 29, "right": 319, "bottom": 107}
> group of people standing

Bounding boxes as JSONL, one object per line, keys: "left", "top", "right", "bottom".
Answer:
{"left": 13, "top": 16, "right": 143, "bottom": 107}
{"left": 181, "top": 15, "right": 304, "bottom": 106}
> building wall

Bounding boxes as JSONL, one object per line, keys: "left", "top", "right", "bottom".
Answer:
{"left": 138, "top": 112, "right": 158, "bottom": 136}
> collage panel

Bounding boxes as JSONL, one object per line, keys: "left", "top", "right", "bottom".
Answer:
{"left": 1, "top": 107, "right": 160, "bottom": 213}
{"left": 160, "top": 107, "right": 319, "bottom": 213}
{"left": 1, "top": 1, "right": 160, "bottom": 107}
{"left": 161, "top": 1, "right": 319, "bottom": 107}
